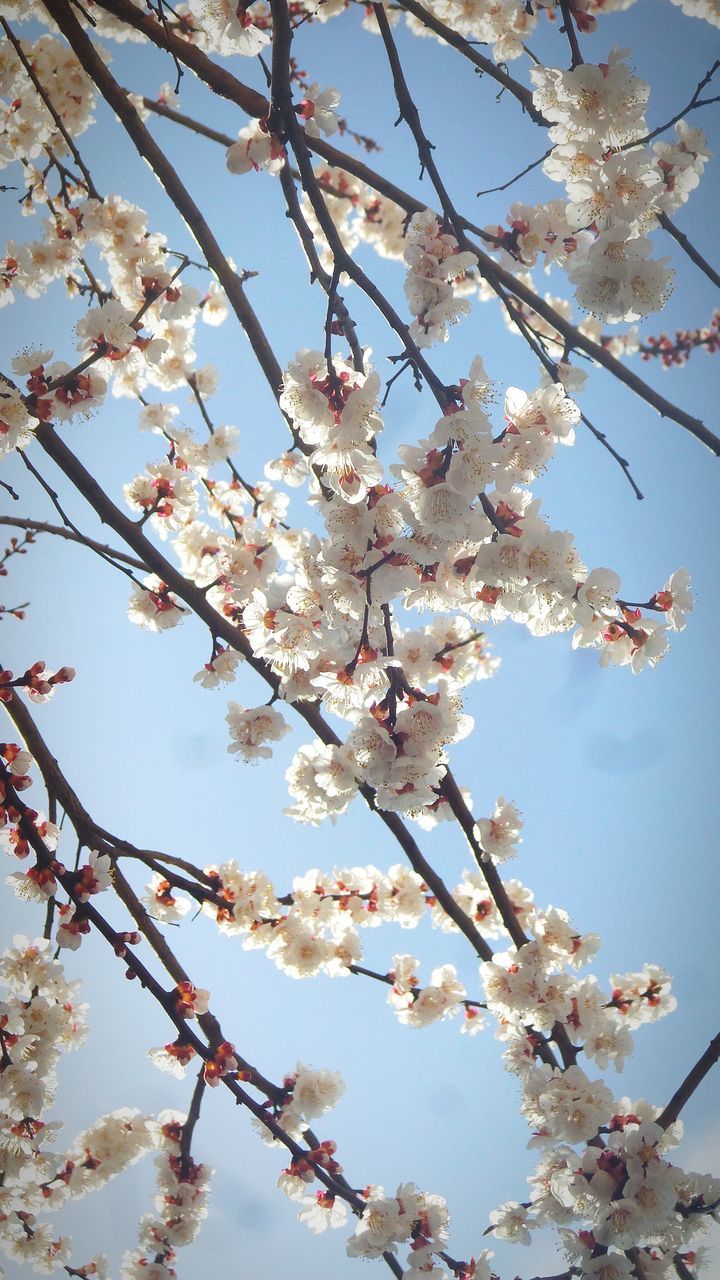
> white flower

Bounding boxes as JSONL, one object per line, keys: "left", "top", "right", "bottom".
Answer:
{"left": 127, "top": 577, "right": 184, "bottom": 631}
{"left": 194, "top": 648, "right": 241, "bottom": 689}
{"left": 76, "top": 300, "right": 137, "bottom": 354}
{"left": 226, "top": 121, "right": 285, "bottom": 176}
{"left": 226, "top": 703, "right": 291, "bottom": 763}
{"left": 488, "top": 1200, "right": 533, "bottom": 1245}
{"left": 299, "top": 1192, "right": 348, "bottom": 1232}
{"left": 475, "top": 797, "right": 523, "bottom": 862}
{"left": 290, "top": 1063, "right": 345, "bottom": 1119}
{"left": 186, "top": 0, "right": 270, "bottom": 56}
{"left": 298, "top": 83, "right": 341, "bottom": 139}
{"left": 346, "top": 1187, "right": 407, "bottom": 1258}
{"left": 654, "top": 568, "right": 692, "bottom": 631}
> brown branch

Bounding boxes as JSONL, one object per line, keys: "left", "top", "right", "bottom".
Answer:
{"left": 269, "top": 0, "right": 451, "bottom": 408}
{"left": 1, "top": 691, "right": 308, "bottom": 1103}
{"left": 439, "top": 769, "right": 580, "bottom": 1071}
{"left": 277, "top": 163, "right": 364, "bottom": 374}
{"left": 657, "top": 1030, "right": 720, "bottom": 1130}
{"left": 89, "top": 0, "right": 498, "bottom": 247}
{"left": 95, "top": 837, "right": 220, "bottom": 888}
{"left": 658, "top": 211, "right": 720, "bottom": 292}
{"left": 370, "top": 4, "right": 720, "bottom": 457}
{"left": 0, "top": 702, "right": 404, "bottom": 1279}
{"left": 477, "top": 264, "right": 720, "bottom": 454}
{"left": 557, "top": 0, "right": 584, "bottom": 69}
{"left": 674, "top": 1258, "right": 696, "bottom": 1280}
{"left": 0, "top": 747, "right": 380, "bottom": 1227}
{"left": 128, "top": 92, "right": 235, "bottom": 147}
{"left": 179, "top": 1067, "right": 206, "bottom": 1176}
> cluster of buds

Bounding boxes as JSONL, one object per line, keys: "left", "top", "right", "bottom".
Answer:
{"left": 639, "top": 309, "right": 720, "bottom": 367}
{"left": 0, "top": 742, "right": 33, "bottom": 797}
{"left": 113, "top": 930, "right": 142, "bottom": 957}
{"left": 0, "top": 660, "right": 75, "bottom": 703}
{"left": 53, "top": 852, "right": 113, "bottom": 951}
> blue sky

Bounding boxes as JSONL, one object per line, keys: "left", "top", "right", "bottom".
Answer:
{"left": 1, "top": 2, "right": 719, "bottom": 1277}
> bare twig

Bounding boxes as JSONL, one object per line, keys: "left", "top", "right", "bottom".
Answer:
{"left": 580, "top": 412, "right": 644, "bottom": 502}
{"left": 19, "top": 452, "right": 144, "bottom": 585}
{"left": 0, "top": 515, "right": 148, "bottom": 569}
{"left": 477, "top": 148, "right": 551, "bottom": 197}
{"left": 658, "top": 1030, "right": 720, "bottom": 1130}
{"left": 178, "top": 1068, "right": 206, "bottom": 1176}
{"left": 557, "top": 0, "right": 584, "bottom": 69}
{"left": 659, "top": 211, "right": 720, "bottom": 292}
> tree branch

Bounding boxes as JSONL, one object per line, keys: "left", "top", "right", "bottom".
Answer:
{"left": 557, "top": 0, "right": 584, "bottom": 69}
{"left": 658, "top": 1029, "right": 720, "bottom": 1130}
{"left": 0, "top": 515, "right": 148, "bottom": 569}
{"left": 659, "top": 211, "right": 720, "bottom": 292}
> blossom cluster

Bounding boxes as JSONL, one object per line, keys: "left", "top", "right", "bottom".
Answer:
{"left": 526, "top": 52, "right": 711, "bottom": 323}
{"left": 0, "top": 35, "right": 95, "bottom": 174}
{"left": 120, "top": 1112, "right": 213, "bottom": 1280}
{"left": 0, "top": 3, "right": 716, "bottom": 1278}
{"left": 0, "top": 935, "right": 129, "bottom": 1275}
{"left": 403, "top": 210, "right": 477, "bottom": 348}
{"left": 95, "top": 328, "right": 693, "bottom": 832}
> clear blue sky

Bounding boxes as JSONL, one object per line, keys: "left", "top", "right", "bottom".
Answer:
{"left": 1, "top": 2, "right": 719, "bottom": 1276}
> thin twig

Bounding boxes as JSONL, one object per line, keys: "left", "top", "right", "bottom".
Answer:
{"left": 477, "top": 149, "right": 551, "bottom": 197}
{"left": 0, "top": 515, "right": 149, "bottom": 569}
{"left": 627, "top": 59, "right": 720, "bottom": 149}
{"left": 19, "top": 453, "right": 145, "bottom": 585}
{"left": 580, "top": 412, "right": 644, "bottom": 501}
{"left": 178, "top": 1068, "right": 206, "bottom": 1176}
{"left": 154, "top": 0, "right": 184, "bottom": 95}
